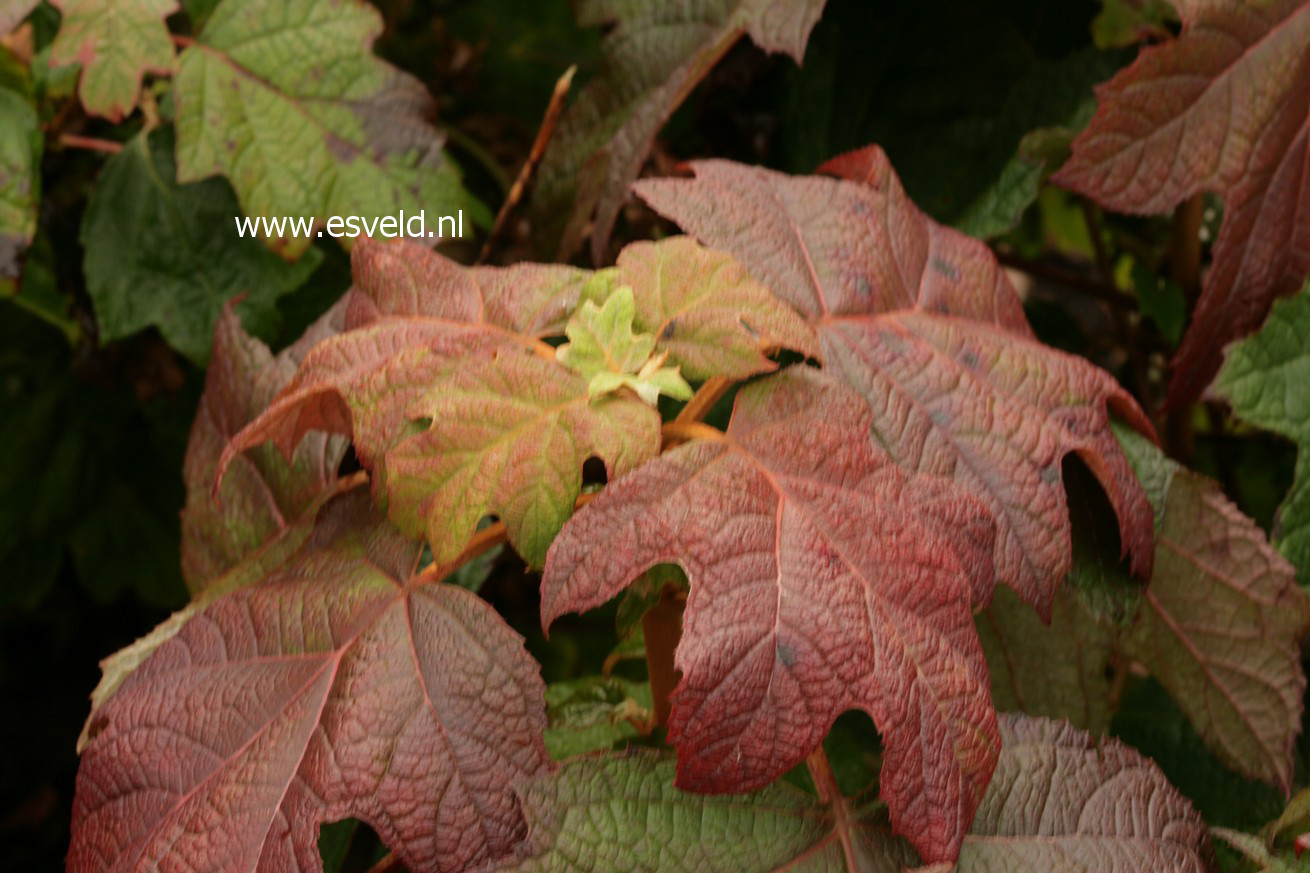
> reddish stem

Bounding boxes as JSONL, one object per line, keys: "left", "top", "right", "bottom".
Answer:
{"left": 58, "top": 134, "right": 122, "bottom": 154}
{"left": 806, "top": 746, "right": 859, "bottom": 872}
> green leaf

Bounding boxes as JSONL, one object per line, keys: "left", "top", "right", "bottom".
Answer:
{"left": 49, "top": 0, "right": 175, "bottom": 120}
{"left": 557, "top": 285, "right": 692, "bottom": 405}
{"left": 611, "top": 236, "right": 821, "bottom": 381}
{"left": 532, "top": 0, "right": 826, "bottom": 260}
{"left": 173, "top": 0, "right": 471, "bottom": 259}
{"left": 500, "top": 752, "right": 916, "bottom": 872}
{"left": 1092, "top": 0, "right": 1177, "bottom": 49}
{"left": 1210, "top": 828, "right": 1301, "bottom": 873}
{"left": 82, "top": 129, "right": 321, "bottom": 364}
{"left": 1213, "top": 285, "right": 1310, "bottom": 585}
{"left": 543, "top": 676, "right": 652, "bottom": 760}
{"left": 0, "top": 47, "right": 39, "bottom": 295}
{"left": 385, "top": 346, "right": 661, "bottom": 568}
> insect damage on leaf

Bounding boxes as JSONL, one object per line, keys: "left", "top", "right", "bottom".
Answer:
{"left": 542, "top": 367, "right": 1002, "bottom": 863}
{"left": 556, "top": 284, "right": 693, "bottom": 405}
{"left": 1052, "top": 0, "right": 1310, "bottom": 406}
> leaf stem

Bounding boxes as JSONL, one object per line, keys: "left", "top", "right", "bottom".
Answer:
{"left": 412, "top": 493, "right": 594, "bottom": 585}
{"left": 675, "top": 375, "right": 733, "bottom": 425}
{"left": 994, "top": 251, "right": 1133, "bottom": 312}
{"left": 642, "top": 586, "right": 685, "bottom": 729}
{"left": 660, "top": 420, "right": 724, "bottom": 447}
{"left": 58, "top": 134, "right": 122, "bottom": 154}
{"left": 806, "top": 746, "right": 859, "bottom": 872}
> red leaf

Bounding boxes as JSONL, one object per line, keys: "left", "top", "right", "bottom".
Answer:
{"left": 542, "top": 368, "right": 1000, "bottom": 863}
{"left": 182, "top": 301, "right": 348, "bottom": 592}
{"left": 216, "top": 238, "right": 592, "bottom": 481}
{"left": 635, "top": 151, "right": 1155, "bottom": 616}
{"left": 1051, "top": 0, "right": 1310, "bottom": 405}
{"left": 69, "top": 491, "right": 549, "bottom": 873}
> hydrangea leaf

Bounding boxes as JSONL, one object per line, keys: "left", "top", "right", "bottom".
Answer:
{"left": 69, "top": 490, "right": 550, "bottom": 873}
{"left": 1115, "top": 424, "right": 1310, "bottom": 793}
{"left": 386, "top": 345, "right": 661, "bottom": 568}
{"left": 81, "top": 129, "right": 322, "bottom": 364}
{"left": 610, "top": 236, "right": 821, "bottom": 381}
{"left": 1213, "top": 285, "right": 1310, "bottom": 584}
{"left": 173, "top": 0, "right": 470, "bottom": 259}
{"left": 557, "top": 284, "right": 692, "bottom": 404}
{"left": 937, "top": 715, "right": 1212, "bottom": 872}
{"left": 49, "top": 0, "right": 176, "bottom": 121}
{"left": 1051, "top": 0, "right": 1310, "bottom": 406}
{"left": 181, "top": 298, "right": 347, "bottom": 592}
{"left": 0, "top": 49, "right": 39, "bottom": 293}
{"left": 542, "top": 367, "right": 1001, "bottom": 863}
{"left": 543, "top": 677, "right": 653, "bottom": 761}
{"left": 218, "top": 238, "right": 593, "bottom": 481}
{"left": 500, "top": 752, "right": 917, "bottom": 872}
{"left": 635, "top": 149, "right": 1155, "bottom": 617}
{"left": 532, "top": 0, "right": 827, "bottom": 261}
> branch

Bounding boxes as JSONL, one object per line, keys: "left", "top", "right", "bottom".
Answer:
{"left": 478, "top": 66, "right": 576, "bottom": 265}
{"left": 995, "top": 251, "right": 1133, "bottom": 312}
{"left": 674, "top": 376, "right": 733, "bottom": 426}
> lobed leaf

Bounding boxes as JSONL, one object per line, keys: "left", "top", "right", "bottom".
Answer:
{"left": 609, "top": 235, "right": 821, "bottom": 380}
{"left": 532, "top": 0, "right": 827, "bottom": 260}
{"left": 934, "top": 715, "right": 1213, "bottom": 872}
{"left": 218, "top": 238, "right": 592, "bottom": 480}
{"left": 543, "top": 367, "right": 1001, "bottom": 863}
{"left": 496, "top": 752, "right": 915, "bottom": 872}
{"left": 1116, "top": 425, "right": 1310, "bottom": 793}
{"left": 386, "top": 345, "right": 660, "bottom": 568}
{"left": 70, "top": 491, "right": 550, "bottom": 873}
{"left": 635, "top": 150, "right": 1155, "bottom": 617}
{"left": 173, "top": 0, "right": 470, "bottom": 258}
{"left": 49, "top": 0, "right": 175, "bottom": 121}
{"left": 1213, "top": 285, "right": 1310, "bottom": 584}
{"left": 182, "top": 298, "right": 347, "bottom": 592}
{"left": 1052, "top": 0, "right": 1310, "bottom": 406}
{"left": 81, "top": 130, "right": 322, "bottom": 364}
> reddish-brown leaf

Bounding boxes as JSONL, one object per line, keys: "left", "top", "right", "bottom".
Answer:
{"left": 635, "top": 150, "right": 1155, "bottom": 616}
{"left": 69, "top": 491, "right": 549, "bottom": 873}
{"left": 217, "top": 238, "right": 592, "bottom": 482}
{"left": 542, "top": 367, "right": 1000, "bottom": 863}
{"left": 182, "top": 300, "right": 348, "bottom": 592}
{"left": 1051, "top": 0, "right": 1310, "bottom": 405}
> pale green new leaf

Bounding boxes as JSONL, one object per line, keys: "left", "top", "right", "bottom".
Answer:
{"left": 174, "top": 0, "right": 469, "bottom": 258}
{"left": 386, "top": 347, "right": 661, "bottom": 568}
{"left": 557, "top": 285, "right": 692, "bottom": 404}
{"left": 49, "top": 0, "right": 175, "bottom": 120}
{"left": 1213, "top": 285, "right": 1310, "bottom": 585}
{"left": 500, "top": 752, "right": 915, "bottom": 872}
